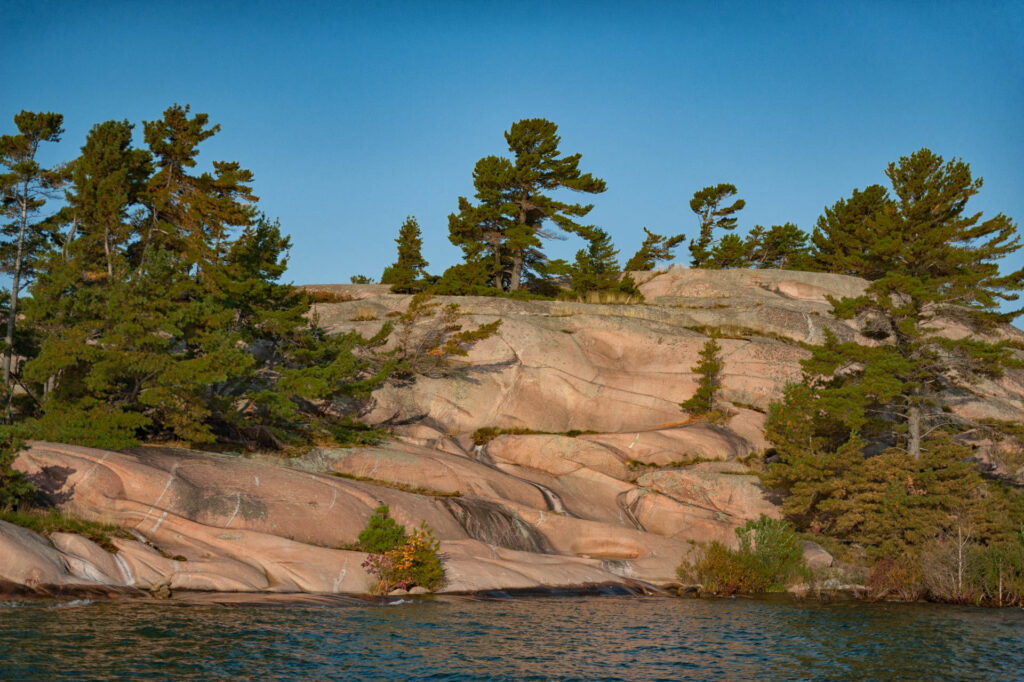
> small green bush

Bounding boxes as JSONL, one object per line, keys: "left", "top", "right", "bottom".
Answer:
{"left": 678, "top": 515, "right": 806, "bottom": 595}
{"left": 975, "top": 540, "right": 1024, "bottom": 607}
{"left": 357, "top": 505, "right": 408, "bottom": 553}
{"left": 358, "top": 511, "right": 446, "bottom": 593}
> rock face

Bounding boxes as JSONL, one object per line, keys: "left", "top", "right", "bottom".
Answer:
{"left": 7, "top": 267, "right": 1023, "bottom": 596}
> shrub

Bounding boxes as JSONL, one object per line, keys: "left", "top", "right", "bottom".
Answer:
{"left": 357, "top": 505, "right": 407, "bottom": 553}
{"left": 678, "top": 515, "right": 806, "bottom": 595}
{"left": 391, "top": 522, "right": 445, "bottom": 590}
{"left": 866, "top": 555, "right": 924, "bottom": 601}
{"left": 357, "top": 508, "right": 445, "bottom": 593}
{"left": 680, "top": 540, "right": 767, "bottom": 595}
{"left": 974, "top": 540, "right": 1024, "bottom": 607}
{"left": 738, "top": 515, "right": 805, "bottom": 588}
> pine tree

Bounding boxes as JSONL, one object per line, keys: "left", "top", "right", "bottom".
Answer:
{"left": 707, "top": 233, "right": 751, "bottom": 268}
{"left": 689, "top": 184, "right": 745, "bottom": 268}
{"left": 0, "top": 111, "right": 67, "bottom": 387}
{"left": 448, "top": 119, "right": 605, "bottom": 292}
{"left": 1, "top": 105, "right": 421, "bottom": 451}
{"left": 789, "top": 149, "right": 1023, "bottom": 460}
{"left": 570, "top": 228, "right": 630, "bottom": 295}
{"left": 139, "top": 104, "right": 256, "bottom": 277}
{"left": 681, "top": 334, "right": 725, "bottom": 418}
{"left": 624, "top": 227, "right": 686, "bottom": 271}
{"left": 381, "top": 216, "right": 429, "bottom": 293}
{"left": 65, "top": 120, "right": 152, "bottom": 279}
{"left": 447, "top": 155, "right": 516, "bottom": 290}
{"left": 747, "top": 223, "right": 811, "bottom": 269}
{"left": 810, "top": 185, "right": 894, "bottom": 279}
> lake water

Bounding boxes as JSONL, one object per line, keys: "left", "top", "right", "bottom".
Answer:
{"left": 1, "top": 593, "right": 1021, "bottom": 679}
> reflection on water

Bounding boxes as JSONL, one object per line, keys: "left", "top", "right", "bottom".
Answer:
{"left": 1, "top": 594, "right": 1022, "bottom": 679}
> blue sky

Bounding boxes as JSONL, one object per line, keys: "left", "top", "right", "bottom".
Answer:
{"left": 2, "top": 0, "right": 1022, "bottom": 285}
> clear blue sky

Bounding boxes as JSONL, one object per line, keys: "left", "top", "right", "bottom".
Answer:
{"left": 3, "top": 0, "right": 1022, "bottom": 285}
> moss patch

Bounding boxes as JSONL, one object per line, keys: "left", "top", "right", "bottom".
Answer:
{"left": 0, "top": 508, "right": 133, "bottom": 553}
{"left": 330, "top": 472, "right": 461, "bottom": 497}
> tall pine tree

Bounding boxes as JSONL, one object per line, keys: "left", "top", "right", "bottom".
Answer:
{"left": 0, "top": 111, "right": 67, "bottom": 387}
{"left": 448, "top": 119, "right": 606, "bottom": 292}
{"left": 689, "top": 184, "right": 745, "bottom": 268}
{"left": 810, "top": 185, "right": 894, "bottom": 279}
{"left": 790, "top": 149, "right": 1023, "bottom": 459}
{"left": 381, "top": 216, "right": 429, "bottom": 293}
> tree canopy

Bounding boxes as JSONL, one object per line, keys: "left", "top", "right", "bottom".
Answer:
{"left": 446, "top": 118, "right": 606, "bottom": 293}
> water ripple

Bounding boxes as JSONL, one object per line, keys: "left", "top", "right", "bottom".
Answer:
{"left": 0, "top": 595, "right": 1022, "bottom": 679}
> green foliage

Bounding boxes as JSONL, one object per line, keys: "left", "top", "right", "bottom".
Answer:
{"left": 3, "top": 105, "right": 401, "bottom": 452}
{"left": 381, "top": 216, "right": 429, "bottom": 293}
{"left": 399, "top": 522, "right": 445, "bottom": 590}
{"left": 678, "top": 515, "right": 806, "bottom": 595}
{"left": 358, "top": 511, "right": 445, "bottom": 593}
{"left": 624, "top": 227, "right": 685, "bottom": 271}
{"left": 680, "top": 334, "right": 724, "bottom": 418}
{"left": 0, "top": 110, "right": 69, "bottom": 387}
{"left": 332, "top": 472, "right": 460, "bottom": 497}
{"left": 0, "top": 508, "right": 132, "bottom": 553}
{"left": 702, "top": 223, "right": 811, "bottom": 271}
{"left": 0, "top": 434, "right": 34, "bottom": 510}
{"left": 810, "top": 184, "right": 894, "bottom": 279}
{"left": 448, "top": 119, "right": 606, "bottom": 293}
{"left": 974, "top": 540, "right": 1024, "bottom": 606}
{"left": 766, "top": 429, "right": 1019, "bottom": 556}
{"left": 349, "top": 275, "right": 374, "bottom": 284}
{"left": 689, "top": 184, "right": 745, "bottom": 268}
{"left": 706, "top": 233, "right": 750, "bottom": 269}
{"left": 327, "top": 418, "right": 387, "bottom": 448}
{"left": 569, "top": 228, "right": 637, "bottom": 297}
{"left": 393, "top": 293, "right": 502, "bottom": 377}
{"left": 788, "top": 150, "right": 1023, "bottom": 460}
{"left": 472, "top": 426, "right": 539, "bottom": 446}
{"left": 746, "top": 223, "right": 811, "bottom": 269}
{"left": 357, "top": 505, "right": 408, "bottom": 553}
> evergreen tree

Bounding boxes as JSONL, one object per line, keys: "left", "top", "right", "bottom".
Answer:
{"left": 810, "top": 185, "right": 894, "bottom": 279}
{"left": 681, "top": 334, "right": 724, "bottom": 418}
{"left": 570, "top": 228, "right": 631, "bottom": 295}
{"left": 447, "top": 155, "right": 516, "bottom": 290}
{"left": 381, "top": 216, "right": 429, "bottom": 293}
{"left": 448, "top": 119, "right": 605, "bottom": 292}
{"left": 783, "top": 149, "right": 1023, "bottom": 460}
{"left": 0, "top": 111, "right": 67, "bottom": 386}
{"left": 139, "top": 104, "right": 256, "bottom": 276}
{"left": 65, "top": 120, "right": 151, "bottom": 279}
{"left": 747, "top": 223, "right": 811, "bottom": 269}
{"left": 689, "top": 184, "right": 745, "bottom": 268}
{"left": 624, "top": 227, "right": 686, "bottom": 271}
{"left": 21, "top": 105, "right": 396, "bottom": 448}
{"left": 707, "top": 233, "right": 751, "bottom": 268}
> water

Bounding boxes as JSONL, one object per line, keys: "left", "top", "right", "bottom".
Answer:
{"left": 1, "top": 594, "right": 1022, "bottom": 680}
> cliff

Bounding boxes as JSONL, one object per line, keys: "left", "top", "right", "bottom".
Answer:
{"left": 3, "top": 267, "right": 1022, "bottom": 596}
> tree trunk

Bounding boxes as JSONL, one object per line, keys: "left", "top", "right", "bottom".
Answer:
{"left": 63, "top": 217, "right": 78, "bottom": 263}
{"left": 509, "top": 250, "right": 523, "bottom": 291}
{"left": 907, "top": 403, "right": 922, "bottom": 460}
{"left": 104, "top": 224, "right": 113, "bottom": 277}
{"left": 3, "top": 187, "right": 28, "bottom": 386}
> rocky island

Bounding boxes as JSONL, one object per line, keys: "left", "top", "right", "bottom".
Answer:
{"left": 4, "top": 268, "right": 1021, "bottom": 598}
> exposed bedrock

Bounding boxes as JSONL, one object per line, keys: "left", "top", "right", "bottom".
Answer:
{"left": 9, "top": 268, "right": 1024, "bottom": 595}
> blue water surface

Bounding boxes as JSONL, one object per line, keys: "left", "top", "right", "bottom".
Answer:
{"left": 1, "top": 594, "right": 1022, "bottom": 680}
